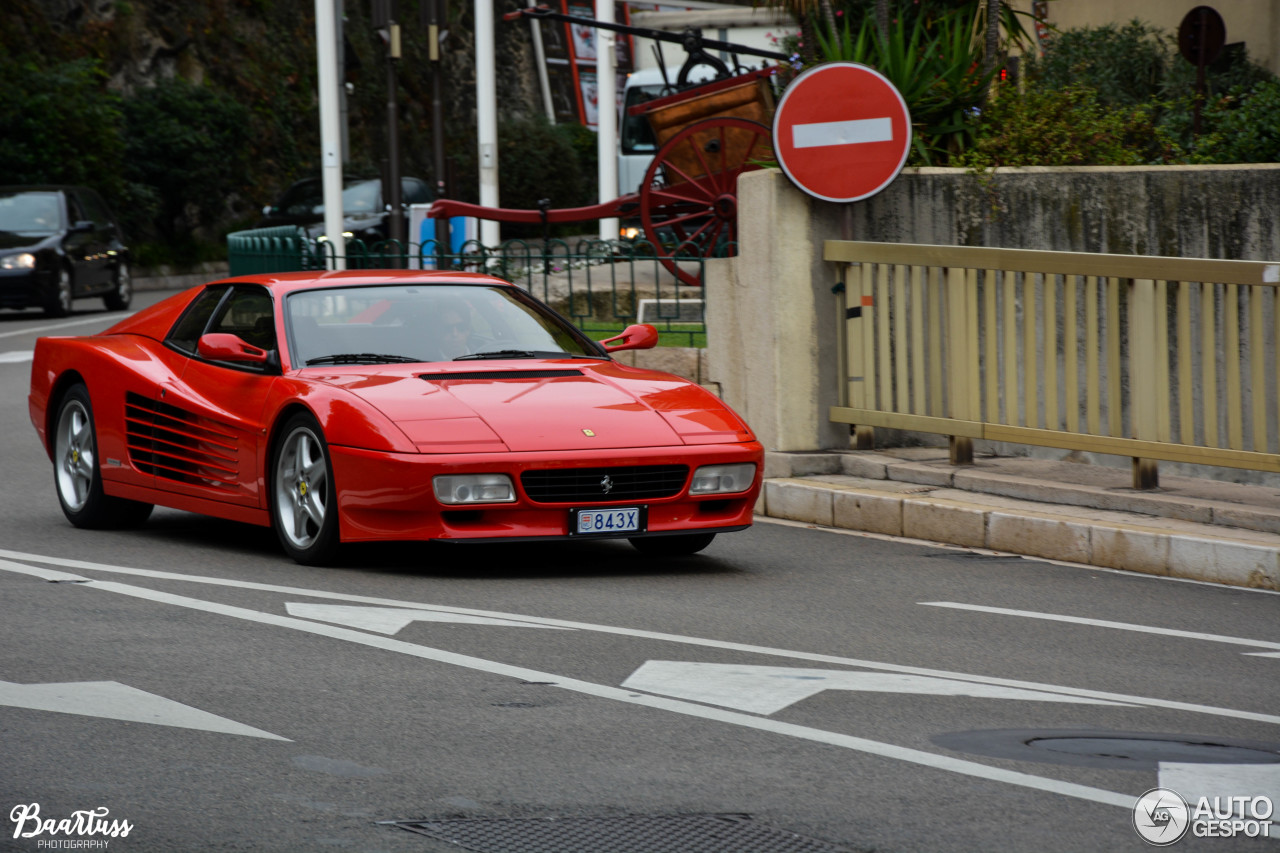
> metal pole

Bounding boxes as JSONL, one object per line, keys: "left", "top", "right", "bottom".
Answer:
{"left": 528, "top": 0, "right": 555, "bottom": 122}
{"left": 476, "top": 0, "right": 500, "bottom": 248}
{"left": 386, "top": 21, "right": 405, "bottom": 255}
{"left": 316, "top": 0, "right": 346, "bottom": 269}
{"left": 596, "top": 0, "right": 618, "bottom": 241}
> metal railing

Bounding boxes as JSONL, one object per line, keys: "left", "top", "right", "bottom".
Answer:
{"left": 225, "top": 229, "right": 711, "bottom": 346}
{"left": 826, "top": 240, "right": 1280, "bottom": 487}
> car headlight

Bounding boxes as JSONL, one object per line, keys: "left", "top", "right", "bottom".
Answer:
{"left": 689, "top": 463, "right": 756, "bottom": 495}
{"left": 0, "top": 253, "right": 36, "bottom": 270}
{"left": 433, "top": 474, "right": 516, "bottom": 504}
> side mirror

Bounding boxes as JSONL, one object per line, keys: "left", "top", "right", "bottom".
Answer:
{"left": 70, "top": 220, "right": 95, "bottom": 233}
{"left": 198, "top": 333, "right": 271, "bottom": 365}
{"left": 599, "top": 323, "right": 659, "bottom": 353}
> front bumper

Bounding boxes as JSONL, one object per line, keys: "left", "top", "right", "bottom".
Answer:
{"left": 0, "top": 268, "right": 48, "bottom": 310}
{"left": 330, "top": 442, "right": 763, "bottom": 543}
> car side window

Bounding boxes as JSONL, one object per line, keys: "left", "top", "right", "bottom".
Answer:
{"left": 207, "top": 286, "right": 277, "bottom": 352}
{"left": 75, "top": 189, "right": 112, "bottom": 229}
{"left": 167, "top": 285, "right": 232, "bottom": 355}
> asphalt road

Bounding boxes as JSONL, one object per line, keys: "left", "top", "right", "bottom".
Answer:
{"left": 1, "top": 293, "right": 1279, "bottom": 853}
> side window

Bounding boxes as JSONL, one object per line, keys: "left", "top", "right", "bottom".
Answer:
{"left": 75, "top": 189, "right": 112, "bottom": 229}
{"left": 207, "top": 286, "right": 277, "bottom": 352}
{"left": 167, "top": 285, "right": 231, "bottom": 355}
{"left": 64, "top": 192, "right": 85, "bottom": 226}
{"left": 402, "top": 178, "right": 430, "bottom": 205}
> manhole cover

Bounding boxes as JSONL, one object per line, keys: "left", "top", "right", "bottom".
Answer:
{"left": 933, "top": 729, "right": 1280, "bottom": 770}
{"left": 391, "top": 813, "right": 857, "bottom": 853}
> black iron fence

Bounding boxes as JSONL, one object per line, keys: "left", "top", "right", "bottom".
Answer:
{"left": 226, "top": 228, "right": 713, "bottom": 347}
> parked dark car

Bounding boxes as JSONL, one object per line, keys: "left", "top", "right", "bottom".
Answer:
{"left": 0, "top": 186, "right": 133, "bottom": 317}
{"left": 255, "top": 176, "right": 431, "bottom": 243}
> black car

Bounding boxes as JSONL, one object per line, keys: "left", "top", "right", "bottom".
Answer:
{"left": 256, "top": 176, "right": 431, "bottom": 243}
{"left": 0, "top": 186, "right": 132, "bottom": 317}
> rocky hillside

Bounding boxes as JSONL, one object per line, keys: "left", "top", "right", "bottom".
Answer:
{"left": 1, "top": 0, "right": 545, "bottom": 260}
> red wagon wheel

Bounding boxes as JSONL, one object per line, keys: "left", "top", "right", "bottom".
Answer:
{"left": 638, "top": 117, "right": 773, "bottom": 287}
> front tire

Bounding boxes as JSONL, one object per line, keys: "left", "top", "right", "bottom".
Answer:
{"left": 271, "top": 412, "right": 340, "bottom": 565}
{"left": 104, "top": 262, "right": 132, "bottom": 311}
{"left": 44, "top": 266, "right": 73, "bottom": 317}
{"left": 629, "top": 532, "right": 716, "bottom": 556}
{"left": 53, "top": 384, "right": 153, "bottom": 529}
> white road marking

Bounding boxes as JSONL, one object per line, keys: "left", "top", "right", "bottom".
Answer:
{"left": 0, "top": 680, "right": 288, "bottom": 740}
{"left": 1159, "top": 763, "right": 1280, "bottom": 812}
{"left": 792, "top": 117, "right": 893, "bottom": 149}
{"left": 285, "top": 602, "right": 572, "bottom": 634}
{"left": 43, "top": 574, "right": 1133, "bottom": 808}
{"left": 2, "top": 552, "right": 1277, "bottom": 726}
{"left": 0, "top": 315, "right": 125, "bottom": 339}
{"left": 622, "top": 661, "right": 1131, "bottom": 715}
{"left": 922, "top": 601, "right": 1280, "bottom": 655}
{"left": 0, "top": 351, "right": 32, "bottom": 363}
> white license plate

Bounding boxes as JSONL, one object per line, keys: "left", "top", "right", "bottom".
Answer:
{"left": 574, "top": 507, "right": 642, "bottom": 535}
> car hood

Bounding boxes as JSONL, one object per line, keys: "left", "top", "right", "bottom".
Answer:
{"left": 312, "top": 361, "right": 753, "bottom": 453}
{"left": 0, "top": 230, "right": 56, "bottom": 251}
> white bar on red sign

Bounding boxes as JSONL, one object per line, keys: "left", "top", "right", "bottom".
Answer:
{"left": 792, "top": 117, "right": 893, "bottom": 149}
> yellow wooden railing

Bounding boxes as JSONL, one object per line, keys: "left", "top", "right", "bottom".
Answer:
{"left": 826, "top": 241, "right": 1280, "bottom": 488}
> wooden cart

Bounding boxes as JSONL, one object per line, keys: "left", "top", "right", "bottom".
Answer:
{"left": 427, "top": 7, "right": 787, "bottom": 286}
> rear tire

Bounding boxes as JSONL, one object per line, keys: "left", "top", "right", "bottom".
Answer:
{"left": 104, "top": 262, "right": 132, "bottom": 311}
{"left": 628, "top": 532, "right": 716, "bottom": 556}
{"left": 271, "top": 412, "right": 341, "bottom": 565}
{"left": 53, "top": 384, "right": 153, "bottom": 529}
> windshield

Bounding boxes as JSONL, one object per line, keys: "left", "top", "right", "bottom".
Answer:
{"left": 274, "top": 179, "right": 383, "bottom": 218}
{"left": 621, "top": 84, "right": 666, "bottom": 155}
{"left": 285, "top": 283, "right": 602, "bottom": 366}
{"left": 0, "top": 191, "right": 63, "bottom": 235}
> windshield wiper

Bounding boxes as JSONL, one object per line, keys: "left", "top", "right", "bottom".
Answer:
{"left": 453, "top": 350, "right": 606, "bottom": 361}
{"left": 305, "top": 353, "right": 421, "bottom": 366}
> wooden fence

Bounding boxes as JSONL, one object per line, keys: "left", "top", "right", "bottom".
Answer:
{"left": 826, "top": 240, "right": 1280, "bottom": 488}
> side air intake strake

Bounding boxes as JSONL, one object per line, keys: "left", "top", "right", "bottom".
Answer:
{"left": 125, "top": 392, "right": 240, "bottom": 491}
{"left": 521, "top": 465, "right": 689, "bottom": 503}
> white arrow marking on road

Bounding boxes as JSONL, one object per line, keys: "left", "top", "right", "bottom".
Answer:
{"left": 922, "top": 602, "right": 1280, "bottom": 657}
{"left": 285, "top": 603, "right": 572, "bottom": 635}
{"left": 0, "top": 351, "right": 32, "bottom": 363}
{"left": 0, "top": 680, "right": 288, "bottom": 740}
{"left": 1159, "top": 762, "right": 1280, "bottom": 813}
{"left": 792, "top": 117, "right": 893, "bottom": 149}
{"left": 621, "top": 661, "right": 1132, "bottom": 716}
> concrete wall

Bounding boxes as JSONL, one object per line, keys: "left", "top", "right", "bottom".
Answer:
{"left": 708, "top": 165, "right": 1280, "bottom": 454}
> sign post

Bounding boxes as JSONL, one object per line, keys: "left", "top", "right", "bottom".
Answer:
{"left": 771, "top": 62, "right": 912, "bottom": 203}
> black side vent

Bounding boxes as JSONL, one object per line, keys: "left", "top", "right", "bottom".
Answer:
{"left": 522, "top": 465, "right": 689, "bottom": 503}
{"left": 124, "top": 392, "right": 240, "bottom": 491}
{"left": 420, "top": 369, "right": 584, "bottom": 381}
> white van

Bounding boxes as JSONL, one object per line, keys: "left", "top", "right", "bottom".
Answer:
{"left": 617, "top": 66, "right": 719, "bottom": 198}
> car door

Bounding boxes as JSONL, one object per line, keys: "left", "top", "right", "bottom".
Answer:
{"left": 156, "top": 284, "right": 281, "bottom": 509}
{"left": 71, "top": 188, "right": 116, "bottom": 293}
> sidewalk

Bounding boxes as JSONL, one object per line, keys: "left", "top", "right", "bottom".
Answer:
{"left": 760, "top": 448, "right": 1280, "bottom": 591}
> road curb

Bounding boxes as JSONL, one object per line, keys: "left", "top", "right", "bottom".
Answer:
{"left": 759, "top": 477, "right": 1280, "bottom": 591}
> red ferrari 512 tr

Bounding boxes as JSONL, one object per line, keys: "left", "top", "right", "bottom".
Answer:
{"left": 28, "top": 270, "right": 763, "bottom": 564}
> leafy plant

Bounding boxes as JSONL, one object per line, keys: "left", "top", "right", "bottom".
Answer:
{"left": 121, "top": 78, "right": 253, "bottom": 246}
{"left": 1183, "top": 80, "right": 1280, "bottom": 163}
{"left": 815, "top": 11, "right": 994, "bottom": 164}
{"left": 0, "top": 58, "right": 126, "bottom": 196}
{"left": 957, "top": 82, "right": 1172, "bottom": 169}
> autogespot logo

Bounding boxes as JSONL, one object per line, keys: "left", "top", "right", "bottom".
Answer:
{"left": 1133, "top": 788, "right": 1191, "bottom": 846}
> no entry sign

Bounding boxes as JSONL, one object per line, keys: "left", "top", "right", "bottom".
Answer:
{"left": 772, "top": 62, "right": 913, "bottom": 203}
